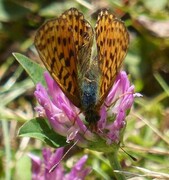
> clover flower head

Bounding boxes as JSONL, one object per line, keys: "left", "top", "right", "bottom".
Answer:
{"left": 29, "top": 147, "right": 91, "bottom": 180}
{"left": 34, "top": 71, "right": 138, "bottom": 151}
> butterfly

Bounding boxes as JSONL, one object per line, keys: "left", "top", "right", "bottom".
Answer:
{"left": 34, "top": 8, "right": 129, "bottom": 130}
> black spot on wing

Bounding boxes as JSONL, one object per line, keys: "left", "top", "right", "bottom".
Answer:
{"left": 59, "top": 52, "right": 64, "bottom": 60}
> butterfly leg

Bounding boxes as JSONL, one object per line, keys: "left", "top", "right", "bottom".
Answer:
{"left": 104, "top": 91, "right": 133, "bottom": 110}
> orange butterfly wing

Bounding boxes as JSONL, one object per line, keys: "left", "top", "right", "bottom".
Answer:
{"left": 34, "top": 8, "right": 94, "bottom": 108}
{"left": 95, "top": 9, "right": 129, "bottom": 106}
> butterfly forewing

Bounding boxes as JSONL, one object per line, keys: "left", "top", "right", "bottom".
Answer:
{"left": 35, "top": 8, "right": 94, "bottom": 108}
{"left": 95, "top": 9, "right": 129, "bottom": 106}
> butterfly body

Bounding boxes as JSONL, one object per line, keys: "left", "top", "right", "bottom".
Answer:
{"left": 35, "top": 8, "right": 129, "bottom": 129}
{"left": 80, "top": 77, "right": 98, "bottom": 110}
{"left": 80, "top": 63, "right": 101, "bottom": 125}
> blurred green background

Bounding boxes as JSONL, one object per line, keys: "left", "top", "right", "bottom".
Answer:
{"left": 0, "top": 0, "right": 169, "bottom": 179}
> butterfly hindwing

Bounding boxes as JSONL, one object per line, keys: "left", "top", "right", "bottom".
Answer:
{"left": 62, "top": 9, "right": 94, "bottom": 85}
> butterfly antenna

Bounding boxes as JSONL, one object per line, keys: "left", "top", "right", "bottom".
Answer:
{"left": 49, "top": 139, "right": 79, "bottom": 173}
{"left": 105, "top": 91, "right": 133, "bottom": 109}
{"left": 120, "top": 146, "right": 137, "bottom": 161}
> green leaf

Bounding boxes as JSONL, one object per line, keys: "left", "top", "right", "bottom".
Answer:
{"left": 18, "top": 118, "right": 66, "bottom": 148}
{"left": 13, "top": 53, "right": 46, "bottom": 86}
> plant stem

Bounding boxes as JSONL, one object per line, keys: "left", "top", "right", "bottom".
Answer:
{"left": 2, "top": 120, "right": 11, "bottom": 180}
{"left": 106, "top": 150, "right": 126, "bottom": 180}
